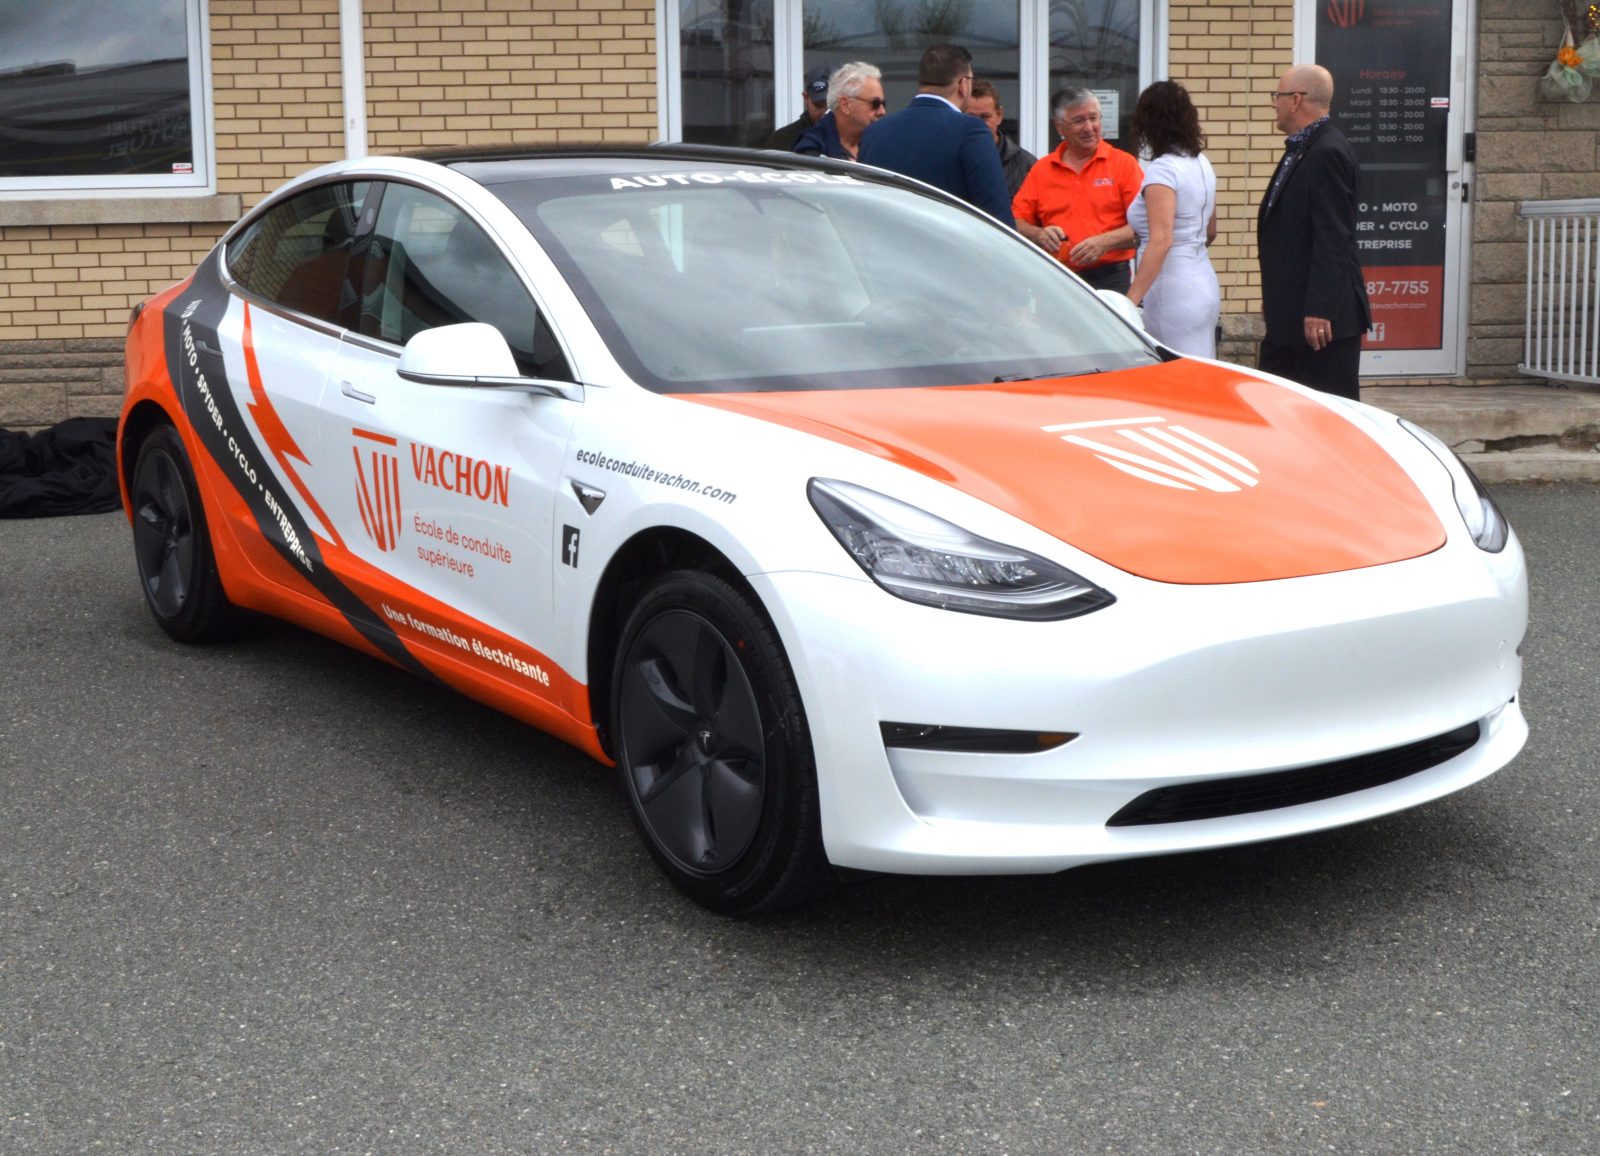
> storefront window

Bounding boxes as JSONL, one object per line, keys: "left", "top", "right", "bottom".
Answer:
{"left": 679, "top": 0, "right": 777, "bottom": 147}
{"left": 0, "top": 0, "right": 209, "bottom": 193}
{"left": 1048, "top": 0, "right": 1140, "bottom": 146}
{"left": 803, "top": 1, "right": 1021, "bottom": 139}
{"left": 666, "top": 1, "right": 1146, "bottom": 156}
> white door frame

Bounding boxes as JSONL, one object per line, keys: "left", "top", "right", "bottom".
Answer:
{"left": 340, "top": 0, "right": 368, "bottom": 158}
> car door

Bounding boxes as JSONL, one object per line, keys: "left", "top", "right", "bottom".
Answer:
{"left": 313, "top": 181, "right": 583, "bottom": 716}
{"left": 214, "top": 179, "right": 373, "bottom": 559}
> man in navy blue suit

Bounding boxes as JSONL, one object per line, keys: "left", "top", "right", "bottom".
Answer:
{"left": 857, "top": 44, "right": 1014, "bottom": 227}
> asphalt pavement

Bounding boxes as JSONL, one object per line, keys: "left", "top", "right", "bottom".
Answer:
{"left": 2, "top": 487, "right": 1597, "bottom": 1155}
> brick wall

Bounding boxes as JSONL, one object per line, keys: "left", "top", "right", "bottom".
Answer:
{"left": 363, "top": 0, "right": 657, "bottom": 151}
{"left": 1166, "top": 1, "right": 1293, "bottom": 364}
{"left": 213, "top": 0, "right": 347, "bottom": 198}
{"left": 0, "top": 216, "right": 233, "bottom": 422}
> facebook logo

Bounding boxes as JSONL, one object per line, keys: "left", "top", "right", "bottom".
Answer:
{"left": 562, "top": 525, "right": 580, "bottom": 567}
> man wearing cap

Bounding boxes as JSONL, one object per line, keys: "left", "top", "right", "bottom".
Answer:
{"left": 767, "top": 63, "right": 833, "bottom": 151}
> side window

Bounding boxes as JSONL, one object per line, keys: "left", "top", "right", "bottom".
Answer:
{"left": 224, "top": 181, "right": 370, "bottom": 324}
{"left": 359, "top": 183, "right": 572, "bottom": 381}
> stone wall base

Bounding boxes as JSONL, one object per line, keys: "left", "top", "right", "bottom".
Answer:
{"left": 1219, "top": 311, "right": 1265, "bottom": 368}
{"left": 1215, "top": 311, "right": 1532, "bottom": 388}
{"left": 0, "top": 340, "right": 125, "bottom": 431}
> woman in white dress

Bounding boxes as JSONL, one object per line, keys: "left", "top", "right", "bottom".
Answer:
{"left": 1125, "top": 81, "right": 1220, "bottom": 358}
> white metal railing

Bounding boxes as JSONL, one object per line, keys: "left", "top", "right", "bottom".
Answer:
{"left": 1520, "top": 198, "right": 1600, "bottom": 386}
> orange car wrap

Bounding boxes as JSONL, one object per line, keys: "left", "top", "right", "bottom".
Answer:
{"left": 682, "top": 362, "right": 1447, "bottom": 585}
{"left": 121, "top": 275, "right": 604, "bottom": 761}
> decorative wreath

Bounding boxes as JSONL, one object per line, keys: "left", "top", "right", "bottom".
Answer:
{"left": 1541, "top": 1, "right": 1600, "bottom": 101}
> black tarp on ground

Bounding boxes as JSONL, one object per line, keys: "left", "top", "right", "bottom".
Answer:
{"left": 0, "top": 418, "right": 121, "bottom": 518}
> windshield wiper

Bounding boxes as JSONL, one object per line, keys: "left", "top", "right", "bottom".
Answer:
{"left": 993, "top": 368, "right": 1107, "bottom": 383}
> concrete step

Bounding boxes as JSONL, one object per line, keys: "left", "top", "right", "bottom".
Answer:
{"left": 1457, "top": 449, "right": 1600, "bottom": 483}
{"left": 1359, "top": 385, "right": 1600, "bottom": 483}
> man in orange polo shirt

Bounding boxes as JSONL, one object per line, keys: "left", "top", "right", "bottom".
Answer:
{"left": 1013, "top": 87, "right": 1143, "bottom": 292}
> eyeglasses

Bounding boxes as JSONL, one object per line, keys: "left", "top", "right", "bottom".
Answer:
{"left": 1269, "top": 90, "right": 1307, "bottom": 103}
{"left": 847, "top": 95, "right": 887, "bottom": 110}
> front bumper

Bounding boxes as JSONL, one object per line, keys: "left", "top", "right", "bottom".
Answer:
{"left": 751, "top": 532, "right": 1528, "bottom": 875}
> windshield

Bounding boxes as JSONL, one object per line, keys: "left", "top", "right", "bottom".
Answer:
{"left": 498, "top": 165, "right": 1160, "bottom": 393}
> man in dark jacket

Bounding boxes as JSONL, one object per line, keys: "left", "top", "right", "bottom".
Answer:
{"left": 766, "top": 63, "right": 832, "bottom": 151}
{"left": 968, "top": 79, "right": 1036, "bottom": 197}
{"left": 857, "top": 44, "right": 1013, "bottom": 226}
{"left": 1257, "top": 63, "right": 1371, "bottom": 400}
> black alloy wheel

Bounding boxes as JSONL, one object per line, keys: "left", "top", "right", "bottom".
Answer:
{"left": 612, "top": 570, "right": 833, "bottom": 915}
{"left": 130, "top": 423, "right": 242, "bottom": 642}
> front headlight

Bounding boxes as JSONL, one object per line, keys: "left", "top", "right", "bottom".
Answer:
{"left": 1400, "top": 419, "right": 1508, "bottom": 553}
{"left": 807, "top": 478, "right": 1114, "bottom": 620}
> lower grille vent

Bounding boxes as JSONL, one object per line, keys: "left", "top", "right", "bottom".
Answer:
{"left": 1106, "top": 720, "right": 1482, "bottom": 827}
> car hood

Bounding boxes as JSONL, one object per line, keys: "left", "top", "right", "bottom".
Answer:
{"left": 678, "top": 359, "right": 1446, "bottom": 584}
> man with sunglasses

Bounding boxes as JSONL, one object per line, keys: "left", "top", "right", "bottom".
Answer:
{"left": 1257, "top": 63, "right": 1371, "bottom": 400}
{"left": 794, "top": 62, "right": 887, "bottom": 162}
{"left": 857, "top": 43, "right": 1013, "bottom": 226}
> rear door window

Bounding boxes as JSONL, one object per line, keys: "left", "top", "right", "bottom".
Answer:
{"left": 224, "top": 182, "right": 370, "bottom": 324}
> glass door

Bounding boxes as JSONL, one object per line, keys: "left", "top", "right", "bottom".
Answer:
{"left": 1310, "top": 0, "right": 1473, "bottom": 377}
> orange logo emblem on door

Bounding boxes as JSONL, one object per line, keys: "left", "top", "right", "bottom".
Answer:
{"left": 353, "top": 428, "right": 403, "bottom": 552}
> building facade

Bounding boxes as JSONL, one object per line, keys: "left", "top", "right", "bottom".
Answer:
{"left": 1, "top": 0, "right": 1594, "bottom": 427}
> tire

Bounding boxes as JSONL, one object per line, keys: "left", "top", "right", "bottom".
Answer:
{"left": 611, "top": 569, "right": 834, "bottom": 915}
{"left": 129, "top": 423, "right": 245, "bottom": 643}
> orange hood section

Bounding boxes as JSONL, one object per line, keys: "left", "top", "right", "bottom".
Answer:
{"left": 679, "top": 361, "right": 1446, "bottom": 584}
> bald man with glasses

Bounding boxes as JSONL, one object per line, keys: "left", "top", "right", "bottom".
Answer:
{"left": 1257, "top": 63, "right": 1371, "bottom": 400}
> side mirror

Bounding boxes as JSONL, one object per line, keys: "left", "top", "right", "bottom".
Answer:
{"left": 398, "top": 322, "right": 518, "bottom": 383}
{"left": 1095, "top": 289, "right": 1147, "bottom": 332}
{"left": 397, "top": 322, "right": 580, "bottom": 401}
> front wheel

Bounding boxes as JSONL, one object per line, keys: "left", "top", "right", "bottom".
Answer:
{"left": 611, "top": 570, "right": 833, "bottom": 915}
{"left": 130, "top": 423, "right": 244, "bottom": 643}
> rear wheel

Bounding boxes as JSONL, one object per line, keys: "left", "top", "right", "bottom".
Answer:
{"left": 611, "top": 570, "right": 833, "bottom": 915}
{"left": 130, "top": 423, "right": 244, "bottom": 642}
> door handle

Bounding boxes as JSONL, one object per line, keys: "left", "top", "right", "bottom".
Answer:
{"left": 340, "top": 379, "right": 376, "bottom": 404}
